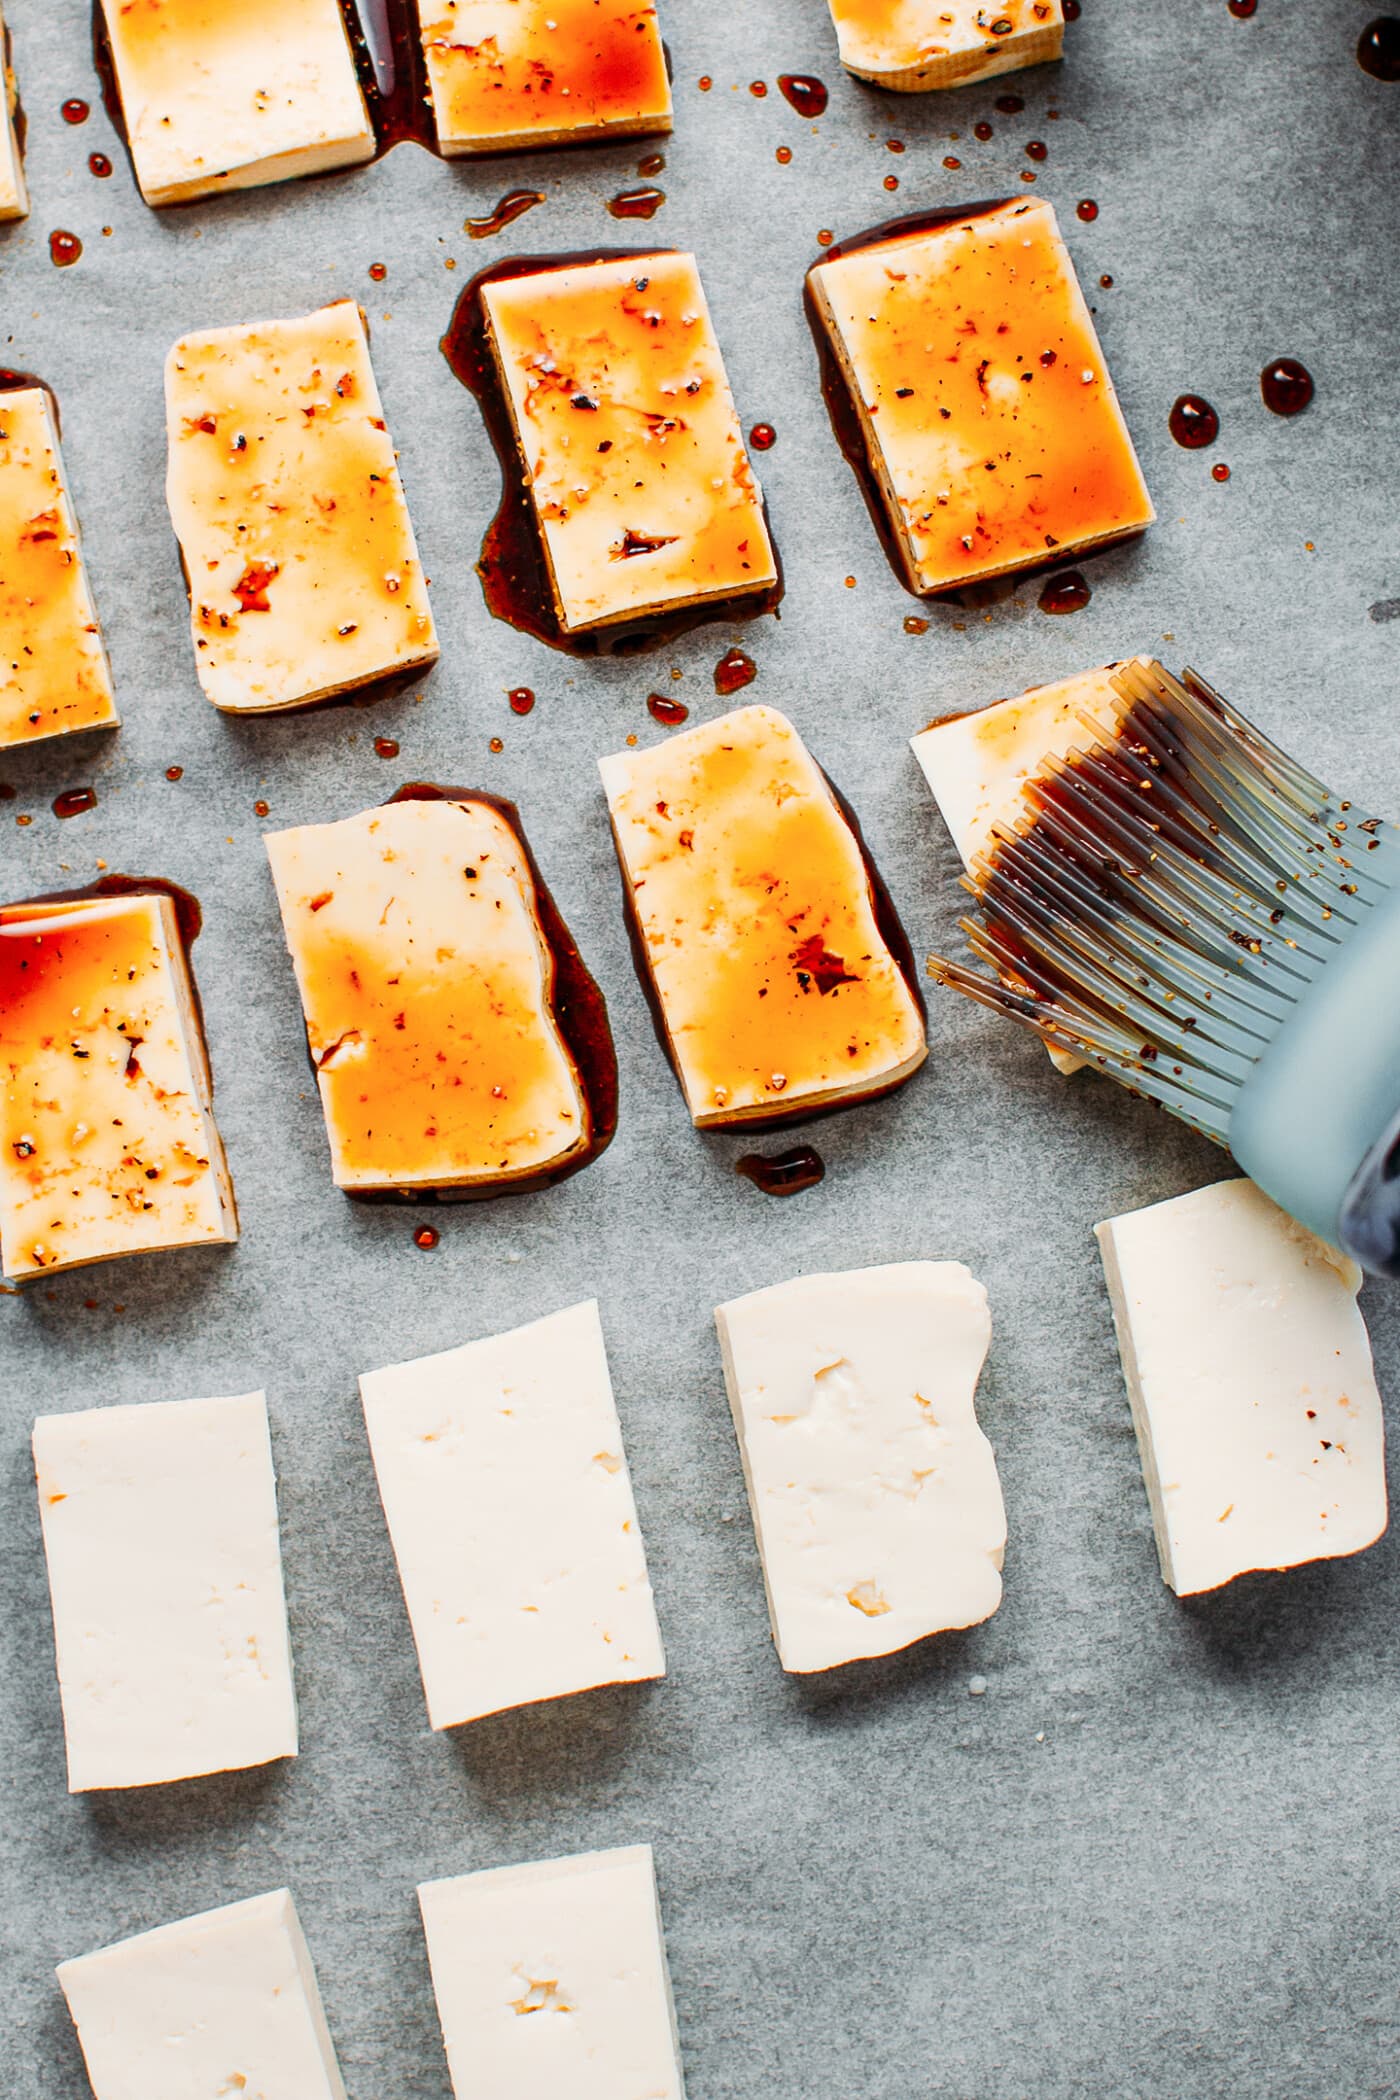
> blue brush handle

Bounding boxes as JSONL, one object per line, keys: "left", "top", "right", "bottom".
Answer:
{"left": 1228, "top": 885, "right": 1400, "bottom": 1275}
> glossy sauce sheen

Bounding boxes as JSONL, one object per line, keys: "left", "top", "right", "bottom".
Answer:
{"left": 465, "top": 189, "right": 545, "bottom": 239}
{"left": 777, "top": 73, "right": 828, "bottom": 115}
{"left": 1260, "top": 357, "right": 1314, "bottom": 415}
{"left": 1357, "top": 17, "right": 1400, "bottom": 78}
{"left": 825, "top": 0, "right": 1065, "bottom": 88}
{"left": 807, "top": 200, "right": 1154, "bottom": 596}
{"left": 1168, "top": 393, "right": 1219, "bottom": 448}
{"left": 263, "top": 788, "right": 616, "bottom": 1199}
{"left": 736, "top": 1145, "right": 826, "bottom": 1196}
{"left": 443, "top": 249, "right": 781, "bottom": 654}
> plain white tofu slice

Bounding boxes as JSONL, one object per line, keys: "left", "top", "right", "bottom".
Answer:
{"left": 0, "top": 0, "right": 28, "bottom": 221}
{"left": 418, "top": 1845, "right": 686, "bottom": 2100}
{"left": 98, "top": 0, "right": 374, "bottom": 208}
{"left": 359, "top": 1301, "right": 666, "bottom": 1729}
{"left": 715, "top": 1260, "right": 1005, "bottom": 1673}
{"left": 57, "top": 1890, "right": 347, "bottom": 2100}
{"left": 164, "top": 299, "right": 438, "bottom": 714}
{"left": 481, "top": 251, "right": 775, "bottom": 634}
{"left": 0, "top": 386, "right": 118, "bottom": 748}
{"left": 0, "top": 892, "right": 238, "bottom": 1282}
{"left": 32, "top": 1392, "right": 298, "bottom": 1793}
{"left": 419, "top": 0, "right": 673, "bottom": 155}
{"left": 1095, "top": 1178, "right": 1388, "bottom": 1597}
{"left": 828, "top": 0, "right": 1064, "bottom": 90}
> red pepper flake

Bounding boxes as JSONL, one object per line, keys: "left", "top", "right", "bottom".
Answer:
{"left": 233, "top": 562, "right": 278, "bottom": 612}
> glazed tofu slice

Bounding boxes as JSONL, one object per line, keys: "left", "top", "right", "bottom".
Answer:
{"left": 0, "top": 890, "right": 237, "bottom": 1282}
{"left": 33, "top": 1392, "right": 297, "bottom": 1793}
{"left": 0, "top": 0, "right": 28, "bottom": 221}
{"left": 165, "top": 300, "right": 438, "bottom": 714}
{"left": 828, "top": 0, "right": 1064, "bottom": 91}
{"left": 716, "top": 1262, "right": 1004, "bottom": 1672}
{"left": 58, "top": 1891, "right": 348, "bottom": 2100}
{"left": 1095, "top": 1179, "right": 1388, "bottom": 1597}
{"left": 808, "top": 200, "right": 1154, "bottom": 595}
{"left": 600, "top": 705, "right": 926, "bottom": 1127}
{"left": 480, "top": 251, "right": 776, "bottom": 634}
{"left": 97, "top": 0, "right": 373, "bottom": 208}
{"left": 419, "top": 0, "right": 673, "bottom": 154}
{"left": 264, "top": 795, "right": 601, "bottom": 1194}
{"left": 0, "top": 386, "right": 117, "bottom": 748}
{"left": 360, "top": 1302, "right": 666, "bottom": 1729}
{"left": 418, "top": 1847, "right": 686, "bottom": 2100}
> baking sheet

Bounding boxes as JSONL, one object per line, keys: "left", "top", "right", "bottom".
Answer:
{"left": 3, "top": 3, "right": 1400, "bottom": 2094}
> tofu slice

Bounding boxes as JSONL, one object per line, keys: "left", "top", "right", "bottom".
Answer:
{"left": 0, "top": 1, "right": 28, "bottom": 222}
{"left": 910, "top": 659, "right": 1158, "bottom": 1073}
{"left": 480, "top": 251, "right": 776, "bottom": 634}
{"left": 715, "top": 1261, "right": 1004, "bottom": 1673}
{"left": 828, "top": 0, "right": 1064, "bottom": 91}
{"left": 165, "top": 300, "right": 438, "bottom": 714}
{"left": 0, "top": 386, "right": 118, "bottom": 748}
{"left": 57, "top": 1890, "right": 348, "bottom": 2100}
{"left": 600, "top": 704, "right": 926, "bottom": 1128}
{"left": 0, "top": 890, "right": 238, "bottom": 1282}
{"left": 418, "top": 1845, "right": 686, "bottom": 2100}
{"left": 359, "top": 1301, "right": 665, "bottom": 1729}
{"left": 97, "top": 0, "right": 373, "bottom": 208}
{"left": 33, "top": 1392, "right": 297, "bottom": 1793}
{"left": 419, "top": 0, "right": 673, "bottom": 154}
{"left": 265, "top": 795, "right": 603, "bottom": 1195}
{"left": 808, "top": 200, "right": 1154, "bottom": 595}
{"left": 1095, "top": 1178, "right": 1388, "bottom": 1597}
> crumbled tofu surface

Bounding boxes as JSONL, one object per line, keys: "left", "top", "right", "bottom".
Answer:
{"left": 809, "top": 200, "right": 1154, "bottom": 593}
{"left": 420, "top": 0, "right": 673, "bottom": 153}
{"left": 264, "top": 795, "right": 589, "bottom": 1192}
{"left": 716, "top": 1260, "right": 1005, "bottom": 1672}
{"left": 1095, "top": 1177, "right": 1388, "bottom": 1597}
{"left": 57, "top": 1890, "right": 348, "bottom": 2100}
{"left": 828, "top": 0, "right": 1064, "bottom": 90}
{"left": 99, "top": 0, "right": 373, "bottom": 207}
{"left": 600, "top": 704, "right": 926, "bottom": 1126}
{"left": 165, "top": 300, "right": 437, "bottom": 713}
{"left": 482, "top": 251, "right": 776, "bottom": 632}
{"left": 33, "top": 1392, "right": 298, "bottom": 1792}
{"left": 0, "top": 892, "right": 237, "bottom": 1281}
{"left": 359, "top": 1300, "right": 666, "bottom": 1729}
{"left": 418, "top": 1846, "right": 686, "bottom": 2100}
{"left": 0, "top": 387, "right": 117, "bottom": 748}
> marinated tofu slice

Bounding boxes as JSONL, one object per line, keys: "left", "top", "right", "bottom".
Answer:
{"left": 808, "top": 200, "right": 1154, "bottom": 595}
{"left": 165, "top": 301, "right": 437, "bottom": 714}
{"left": 716, "top": 1261, "right": 1005, "bottom": 1672}
{"left": 0, "top": 889, "right": 238, "bottom": 1282}
{"left": 828, "top": 0, "right": 1064, "bottom": 91}
{"left": 419, "top": 0, "right": 673, "bottom": 154}
{"left": 480, "top": 251, "right": 777, "bottom": 634}
{"left": 0, "top": 386, "right": 117, "bottom": 749}
{"left": 0, "top": 0, "right": 28, "bottom": 222}
{"left": 600, "top": 705, "right": 927, "bottom": 1128}
{"left": 1095, "top": 1179, "right": 1388, "bottom": 1597}
{"left": 264, "top": 794, "right": 608, "bottom": 1195}
{"left": 97, "top": 0, "right": 374, "bottom": 208}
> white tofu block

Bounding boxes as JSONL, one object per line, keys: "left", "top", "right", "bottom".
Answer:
{"left": 600, "top": 704, "right": 927, "bottom": 1127}
{"left": 420, "top": 0, "right": 673, "bottom": 155}
{"left": 0, "top": 891, "right": 238, "bottom": 1281}
{"left": 359, "top": 1301, "right": 665, "bottom": 1728}
{"left": 0, "top": 0, "right": 28, "bottom": 222}
{"left": 33, "top": 1392, "right": 297, "bottom": 1792}
{"left": 0, "top": 385, "right": 117, "bottom": 748}
{"left": 481, "top": 251, "right": 776, "bottom": 634}
{"left": 715, "top": 1261, "right": 1005, "bottom": 1673}
{"left": 98, "top": 0, "right": 374, "bottom": 208}
{"left": 828, "top": 0, "right": 1064, "bottom": 91}
{"left": 418, "top": 1845, "right": 686, "bottom": 2100}
{"left": 165, "top": 300, "right": 438, "bottom": 714}
{"left": 1095, "top": 1178, "right": 1388, "bottom": 1597}
{"left": 57, "top": 1889, "right": 347, "bottom": 2100}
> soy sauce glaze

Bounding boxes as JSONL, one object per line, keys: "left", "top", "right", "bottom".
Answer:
{"left": 1357, "top": 17, "right": 1400, "bottom": 77}
{"left": 441, "top": 250, "right": 782, "bottom": 657}
{"left": 736, "top": 1145, "right": 825, "bottom": 1197}
{"left": 1038, "top": 570, "right": 1092, "bottom": 614}
{"left": 646, "top": 691, "right": 689, "bottom": 725}
{"left": 1260, "top": 357, "right": 1314, "bottom": 415}
{"left": 465, "top": 189, "right": 545, "bottom": 239}
{"left": 52, "top": 786, "right": 98, "bottom": 818}
{"left": 777, "top": 73, "right": 829, "bottom": 116}
{"left": 1168, "top": 393, "right": 1220, "bottom": 448}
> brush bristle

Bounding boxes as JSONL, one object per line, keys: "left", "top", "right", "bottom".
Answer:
{"left": 927, "top": 661, "right": 1400, "bottom": 1142}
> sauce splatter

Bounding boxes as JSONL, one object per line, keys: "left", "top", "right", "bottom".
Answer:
{"left": 647, "top": 692, "right": 689, "bottom": 725}
{"left": 374, "top": 735, "right": 400, "bottom": 758}
{"left": 508, "top": 686, "right": 536, "bottom": 715}
{"left": 974, "top": 120, "right": 994, "bottom": 140}
{"left": 1076, "top": 198, "right": 1098, "bottom": 221}
{"left": 995, "top": 92, "right": 1025, "bottom": 112}
{"left": 943, "top": 155, "right": 962, "bottom": 170}
{"left": 254, "top": 799, "right": 270, "bottom": 817}
{"left": 777, "top": 73, "right": 829, "bottom": 116}
{"left": 1358, "top": 17, "right": 1400, "bottom": 76}
{"left": 736, "top": 1145, "right": 825, "bottom": 1197}
{"left": 52, "top": 786, "right": 97, "bottom": 818}
{"left": 1038, "top": 570, "right": 1092, "bottom": 614}
{"left": 884, "top": 173, "right": 900, "bottom": 190}
{"left": 776, "top": 145, "right": 793, "bottom": 163}
{"left": 1169, "top": 393, "right": 1220, "bottom": 448}
{"left": 637, "top": 152, "right": 666, "bottom": 175}
{"left": 749, "top": 421, "right": 776, "bottom": 451}
{"left": 903, "top": 615, "right": 929, "bottom": 634}
{"left": 413, "top": 1223, "right": 440, "bottom": 1250}
{"left": 61, "top": 98, "right": 90, "bottom": 124}
{"left": 817, "top": 227, "right": 834, "bottom": 246}
{"left": 1212, "top": 462, "right": 1232, "bottom": 482}
{"left": 88, "top": 151, "right": 112, "bottom": 177}
{"left": 714, "top": 647, "right": 757, "bottom": 696}
{"left": 49, "top": 230, "right": 82, "bottom": 267}
{"left": 1260, "top": 357, "right": 1314, "bottom": 415}
{"left": 1025, "top": 139, "right": 1048, "bottom": 160}
{"left": 465, "top": 189, "right": 546, "bottom": 239}
{"left": 165, "top": 765, "right": 183, "bottom": 781}
{"left": 369, "top": 262, "right": 388, "bottom": 282}
{"left": 606, "top": 185, "right": 665, "bottom": 219}
{"left": 1227, "top": 0, "right": 1258, "bottom": 16}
